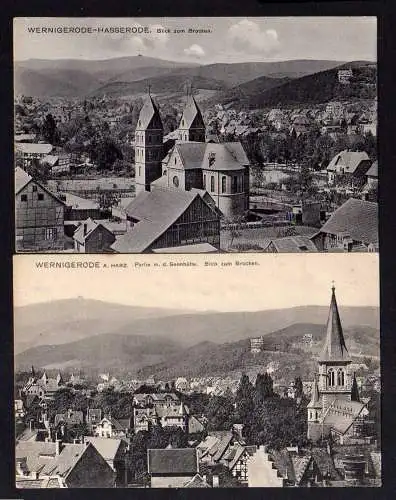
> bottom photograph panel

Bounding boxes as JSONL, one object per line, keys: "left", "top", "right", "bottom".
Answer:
{"left": 13, "top": 253, "right": 380, "bottom": 488}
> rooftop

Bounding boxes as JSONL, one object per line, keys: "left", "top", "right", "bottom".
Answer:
{"left": 147, "top": 448, "right": 198, "bottom": 475}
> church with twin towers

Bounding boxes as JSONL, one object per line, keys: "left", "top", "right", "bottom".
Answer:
{"left": 134, "top": 91, "right": 250, "bottom": 220}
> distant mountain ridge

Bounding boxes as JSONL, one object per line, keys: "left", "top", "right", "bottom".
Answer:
{"left": 14, "top": 57, "right": 348, "bottom": 98}
{"left": 14, "top": 299, "right": 379, "bottom": 355}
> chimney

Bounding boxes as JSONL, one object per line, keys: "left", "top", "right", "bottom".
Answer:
{"left": 55, "top": 439, "right": 63, "bottom": 456}
{"left": 212, "top": 475, "right": 219, "bottom": 488}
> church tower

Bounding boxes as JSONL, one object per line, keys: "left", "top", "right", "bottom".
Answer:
{"left": 135, "top": 93, "right": 164, "bottom": 194}
{"left": 178, "top": 94, "right": 206, "bottom": 142}
{"left": 307, "top": 285, "right": 355, "bottom": 442}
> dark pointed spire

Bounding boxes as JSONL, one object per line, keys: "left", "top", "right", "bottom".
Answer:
{"left": 136, "top": 93, "right": 163, "bottom": 130}
{"left": 307, "top": 375, "right": 321, "bottom": 408}
{"left": 351, "top": 373, "right": 360, "bottom": 402}
{"left": 319, "top": 285, "right": 351, "bottom": 362}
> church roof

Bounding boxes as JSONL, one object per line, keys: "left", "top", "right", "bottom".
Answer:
{"left": 319, "top": 286, "right": 351, "bottom": 363}
{"left": 307, "top": 376, "right": 321, "bottom": 408}
{"left": 179, "top": 95, "right": 205, "bottom": 130}
{"left": 136, "top": 95, "right": 163, "bottom": 130}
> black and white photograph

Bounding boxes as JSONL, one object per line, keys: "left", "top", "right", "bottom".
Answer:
{"left": 13, "top": 17, "right": 378, "bottom": 254}
{"left": 13, "top": 253, "right": 380, "bottom": 488}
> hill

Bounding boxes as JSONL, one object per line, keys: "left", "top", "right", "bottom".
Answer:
{"left": 90, "top": 74, "right": 227, "bottom": 98}
{"left": 13, "top": 298, "right": 196, "bottom": 354}
{"left": 232, "top": 61, "right": 377, "bottom": 109}
{"left": 14, "top": 299, "right": 379, "bottom": 354}
{"left": 136, "top": 323, "right": 379, "bottom": 381}
{"left": 15, "top": 333, "right": 183, "bottom": 373}
{"left": 14, "top": 57, "right": 346, "bottom": 98}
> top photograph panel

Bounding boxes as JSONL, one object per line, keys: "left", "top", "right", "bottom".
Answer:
{"left": 13, "top": 17, "right": 378, "bottom": 254}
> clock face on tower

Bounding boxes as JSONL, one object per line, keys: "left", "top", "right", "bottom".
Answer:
{"left": 173, "top": 175, "right": 179, "bottom": 187}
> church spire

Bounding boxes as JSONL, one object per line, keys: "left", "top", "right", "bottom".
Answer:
{"left": 351, "top": 373, "right": 360, "bottom": 402}
{"left": 307, "top": 375, "right": 321, "bottom": 408}
{"left": 319, "top": 284, "right": 350, "bottom": 362}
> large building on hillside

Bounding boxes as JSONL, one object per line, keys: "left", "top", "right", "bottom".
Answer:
{"left": 307, "top": 286, "right": 369, "bottom": 444}
{"left": 134, "top": 93, "right": 249, "bottom": 220}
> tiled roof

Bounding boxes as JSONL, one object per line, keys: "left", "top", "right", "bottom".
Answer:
{"left": 179, "top": 96, "right": 205, "bottom": 130}
{"left": 15, "top": 441, "right": 90, "bottom": 479}
{"left": 136, "top": 96, "right": 162, "bottom": 130}
{"left": 327, "top": 150, "right": 370, "bottom": 174}
{"left": 15, "top": 167, "right": 32, "bottom": 193}
{"left": 15, "top": 142, "right": 53, "bottom": 155}
{"left": 147, "top": 448, "right": 198, "bottom": 475}
{"left": 291, "top": 455, "right": 312, "bottom": 484}
{"left": 112, "top": 190, "right": 205, "bottom": 253}
{"left": 318, "top": 198, "right": 378, "bottom": 245}
{"left": 184, "top": 473, "right": 211, "bottom": 487}
{"left": 152, "top": 243, "right": 218, "bottom": 253}
{"left": 322, "top": 398, "right": 366, "bottom": 434}
{"left": 270, "top": 236, "right": 318, "bottom": 253}
{"left": 366, "top": 160, "right": 378, "bottom": 178}
{"left": 319, "top": 286, "right": 351, "bottom": 362}
{"left": 84, "top": 437, "right": 123, "bottom": 463}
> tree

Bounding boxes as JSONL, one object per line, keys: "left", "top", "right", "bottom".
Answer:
{"left": 294, "top": 377, "right": 304, "bottom": 399}
{"left": 235, "top": 373, "right": 254, "bottom": 423}
{"left": 41, "top": 113, "right": 58, "bottom": 144}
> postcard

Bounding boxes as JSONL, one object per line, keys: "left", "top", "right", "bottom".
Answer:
{"left": 13, "top": 252, "right": 381, "bottom": 487}
{"left": 13, "top": 17, "right": 377, "bottom": 254}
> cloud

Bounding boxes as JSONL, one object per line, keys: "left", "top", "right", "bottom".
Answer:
{"left": 184, "top": 44, "right": 205, "bottom": 58}
{"left": 228, "top": 19, "right": 280, "bottom": 56}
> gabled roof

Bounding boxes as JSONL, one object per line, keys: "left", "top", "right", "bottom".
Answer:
{"left": 84, "top": 437, "right": 124, "bottom": 463}
{"left": 327, "top": 150, "right": 370, "bottom": 174}
{"left": 15, "top": 167, "right": 33, "bottom": 193}
{"left": 270, "top": 236, "right": 318, "bottom": 253}
{"left": 179, "top": 95, "right": 205, "bottom": 130}
{"left": 147, "top": 448, "right": 198, "bottom": 475}
{"left": 319, "top": 286, "right": 350, "bottom": 362}
{"left": 322, "top": 398, "right": 366, "bottom": 434}
{"left": 317, "top": 198, "right": 378, "bottom": 245}
{"left": 73, "top": 218, "right": 114, "bottom": 244}
{"left": 112, "top": 190, "right": 211, "bottom": 253}
{"left": 366, "top": 160, "right": 378, "bottom": 178}
{"left": 183, "top": 473, "right": 211, "bottom": 487}
{"left": 136, "top": 96, "right": 163, "bottom": 130}
{"left": 15, "top": 441, "right": 93, "bottom": 479}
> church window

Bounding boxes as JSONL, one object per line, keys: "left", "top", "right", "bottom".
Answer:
{"left": 182, "top": 119, "right": 185, "bottom": 126}
{"left": 232, "top": 176, "right": 238, "bottom": 193}
{"left": 175, "top": 157, "right": 177, "bottom": 165}
{"left": 210, "top": 176, "right": 215, "bottom": 192}
{"left": 138, "top": 166, "right": 141, "bottom": 177}
{"left": 337, "top": 369, "right": 345, "bottom": 386}
{"left": 173, "top": 176, "right": 179, "bottom": 187}
{"left": 221, "top": 176, "right": 226, "bottom": 193}
{"left": 328, "top": 368, "right": 335, "bottom": 387}
{"left": 203, "top": 174, "right": 206, "bottom": 187}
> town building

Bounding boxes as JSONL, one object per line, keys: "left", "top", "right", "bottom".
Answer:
{"left": 265, "top": 236, "right": 318, "bottom": 253}
{"left": 326, "top": 151, "right": 371, "bottom": 186}
{"left": 250, "top": 336, "right": 265, "bottom": 353}
{"left": 338, "top": 69, "right": 353, "bottom": 84}
{"left": 21, "top": 370, "right": 65, "bottom": 402}
{"left": 83, "top": 436, "right": 128, "bottom": 486}
{"left": 54, "top": 409, "right": 84, "bottom": 427}
{"left": 73, "top": 218, "right": 116, "bottom": 253}
{"left": 15, "top": 440, "right": 115, "bottom": 488}
{"left": 94, "top": 416, "right": 131, "bottom": 439}
{"left": 111, "top": 189, "right": 220, "bottom": 253}
{"left": 15, "top": 142, "right": 53, "bottom": 167}
{"left": 147, "top": 447, "right": 199, "bottom": 488}
{"left": 311, "top": 198, "right": 378, "bottom": 252}
{"left": 15, "top": 167, "right": 66, "bottom": 251}
{"left": 307, "top": 285, "right": 370, "bottom": 444}
{"left": 134, "top": 93, "right": 250, "bottom": 220}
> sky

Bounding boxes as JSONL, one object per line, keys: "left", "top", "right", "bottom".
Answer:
{"left": 14, "top": 17, "right": 377, "bottom": 64}
{"left": 13, "top": 254, "right": 379, "bottom": 312}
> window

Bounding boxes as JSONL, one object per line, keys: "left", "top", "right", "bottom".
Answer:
{"left": 45, "top": 228, "right": 57, "bottom": 240}
{"left": 337, "top": 369, "right": 345, "bottom": 386}
{"left": 173, "top": 176, "right": 179, "bottom": 187}
{"left": 32, "top": 185, "right": 37, "bottom": 192}
{"left": 232, "top": 176, "right": 238, "bottom": 193}
{"left": 175, "top": 157, "right": 177, "bottom": 165}
{"left": 328, "top": 368, "right": 335, "bottom": 387}
{"left": 221, "top": 176, "right": 226, "bottom": 193}
{"left": 138, "top": 166, "right": 141, "bottom": 176}
{"left": 21, "top": 194, "right": 27, "bottom": 202}
{"left": 38, "top": 193, "right": 44, "bottom": 201}
{"left": 210, "top": 176, "right": 215, "bottom": 192}
{"left": 203, "top": 174, "right": 206, "bottom": 187}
